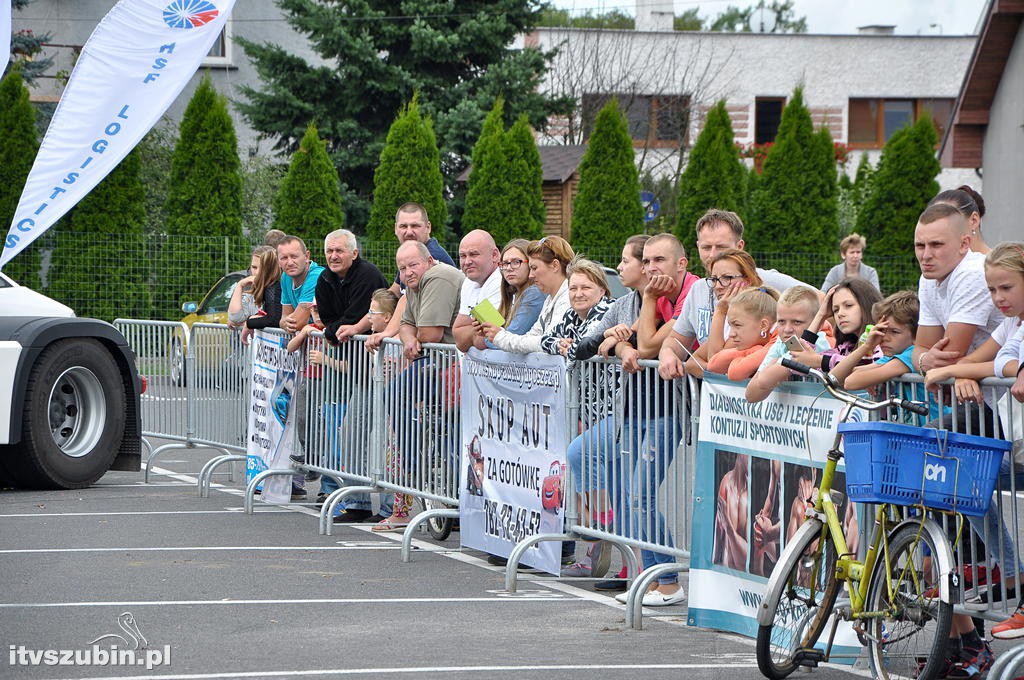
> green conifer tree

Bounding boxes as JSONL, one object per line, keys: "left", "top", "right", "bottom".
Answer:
{"left": 273, "top": 123, "right": 345, "bottom": 247}
{"left": 46, "top": 149, "right": 151, "bottom": 320}
{"left": 855, "top": 115, "right": 939, "bottom": 291}
{"left": 163, "top": 81, "right": 244, "bottom": 316}
{"left": 366, "top": 96, "right": 448, "bottom": 243}
{"left": 462, "top": 98, "right": 510, "bottom": 238}
{"left": 675, "top": 100, "right": 747, "bottom": 271}
{"left": 748, "top": 87, "right": 838, "bottom": 256}
{"left": 0, "top": 66, "right": 40, "bottom": 288}
{"left": 570, "top": 99, "right": 643, "bottom": 261}
{"left": 502, "top": 114, "right": 546, "bottom": 243}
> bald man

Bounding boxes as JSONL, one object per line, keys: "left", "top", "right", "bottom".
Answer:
{"left": 452, "top": 230, "right": 503, "bottom": 352}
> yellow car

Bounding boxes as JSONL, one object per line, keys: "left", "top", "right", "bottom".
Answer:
{"left": 171, "top": 271, "right": 246, "bottom": 385}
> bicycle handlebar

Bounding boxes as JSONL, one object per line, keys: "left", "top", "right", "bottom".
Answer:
{"left": 780, "top": 358, "right": 930, "bottom": 417}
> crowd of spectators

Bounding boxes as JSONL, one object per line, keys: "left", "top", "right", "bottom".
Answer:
{"left": 227, "top": 186, "right": 1024, "bottom": 669}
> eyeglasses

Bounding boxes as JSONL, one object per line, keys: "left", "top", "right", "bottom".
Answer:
{"left": 367, "top": 310, "right": 386, "bottom": 316}
{"left": 500, "top": 258, "right": 525, "bottom": 270}
{"left": 706, "top": 274, "right": 744, "bottom": 288}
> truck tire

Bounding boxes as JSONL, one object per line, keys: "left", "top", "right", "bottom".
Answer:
{"left": 7, "top": 338, "right": 126, "bottom": 489}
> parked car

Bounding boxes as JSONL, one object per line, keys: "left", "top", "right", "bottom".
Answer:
{"left": 602, "top": 267, "right": 627, "bottom": 299}
{"left": 171, "top": 271, "right": 246, "bottom": 386}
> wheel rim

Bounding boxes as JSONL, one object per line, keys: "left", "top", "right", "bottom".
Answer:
{"left": 171, "top": 343, "right": 184, "bottom": 382}
{"left": 47, "top": 366, "right": 106, "bottom": 457}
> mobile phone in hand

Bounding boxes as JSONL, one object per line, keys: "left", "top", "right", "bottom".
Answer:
{"left": 783, "top": 335, "right": 805, "bottom": 353}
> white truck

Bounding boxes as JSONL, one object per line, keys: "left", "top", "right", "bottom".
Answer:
{"left": 0, "top": 271, "right": 141, "bottom": 489}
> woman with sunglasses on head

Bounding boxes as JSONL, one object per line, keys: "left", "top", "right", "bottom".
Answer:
{"left": 476, "top": 236, "right": 574, "bottom": 354}
{"left": 684, "top": 248, "right": 763, "bottom": 378}
{"left": 929, "top": 185, "right": 990, "bottom": 255}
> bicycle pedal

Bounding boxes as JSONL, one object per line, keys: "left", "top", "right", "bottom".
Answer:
{"left": 793, "top": 647, "right": 825, "bottom": 668}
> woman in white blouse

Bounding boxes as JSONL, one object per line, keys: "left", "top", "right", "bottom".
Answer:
{"left": 478, "top": 236, "right": 575, "bottom": 353}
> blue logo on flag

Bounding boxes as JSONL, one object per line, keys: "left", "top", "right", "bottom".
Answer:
{"left": 163, "top": 0, "right": 220, "bottom": 29}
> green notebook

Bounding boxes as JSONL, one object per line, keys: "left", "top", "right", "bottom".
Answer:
{"left": 470, "top": 298, "right": 505, "bottom": 327}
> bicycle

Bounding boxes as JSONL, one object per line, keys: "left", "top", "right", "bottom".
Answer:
{"left": 757, "top": 359, "right": 964, "bottom": 680}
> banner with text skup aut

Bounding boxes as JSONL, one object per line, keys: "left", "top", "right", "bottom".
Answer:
{"left": 0, "top": 0, "right": 235, "bottom": 268}
{"left": 246, "top": 330, "right": 299, "bottom": 504}
{"left": 688, "top": 374, "right": 865, "bottom": 663}
{"left": 460, "top": 349, "right": 567, "bottom": 575}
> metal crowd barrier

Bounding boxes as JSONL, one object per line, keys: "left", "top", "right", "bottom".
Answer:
{"left": 115, "top": 319, "right": 254, "bottom": 485}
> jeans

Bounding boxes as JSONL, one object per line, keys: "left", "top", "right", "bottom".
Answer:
{"left": 967, "top": 453, "right": 1024, "bottom": 577}
{"left": 566, "top": 415, "right": 631, "bottom": 533}
{"left": 627, "top": 416, "right": 682, "bottom": 585}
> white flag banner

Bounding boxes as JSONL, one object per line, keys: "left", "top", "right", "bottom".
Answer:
{"left": 2, "top": 1, "right": 11, "bottom": 75}
{"left": 0, "top": 0, "right": 235, "bottom": 268}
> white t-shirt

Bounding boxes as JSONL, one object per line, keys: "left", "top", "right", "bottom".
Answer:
{"left": 994, "top": 323, "right": 1024, "bottom": 378}
{"left": 458, "top": 267, "right": 503, "bottom": 316}
{"left": 918, "top": 251, "right": 1004, "bottom": 354}
{"left": 672, "top": 267, "right": 811, "bottom": 344}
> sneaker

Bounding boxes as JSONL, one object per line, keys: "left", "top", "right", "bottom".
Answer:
{"left": 304, "top": 470, "right": 321, "bottom": 482}
{"left": 290, "top": 485, "right": 307, "bottom": 500}
{"left": 946, "top": 642, "right": 994, "bottom": 679}
{"left": 486, "top": 554, "right": 508, "bottom": 567}
{"left": 993, "top": 603, "right": 1024, "bottom": 640}
{"left": 333, "top": 508, "right": 373, "bottom": 523}
{"left": 964, "top": 564, "right": 1000, "bottom": 590}
{"left": 916, "top": 653, "right": 958, "bottom": 680}
{"left": 641, "top": 587, "right": 686, "bottom": 607}
{"left": 560, "top": 562, "right": 593, "bottom": 577}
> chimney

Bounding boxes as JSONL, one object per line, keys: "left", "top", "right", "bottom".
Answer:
{"left": 856, "top": 25, "right": 896, "bottom": 35}
{"left": 636, "top": 0, "right": 674, "bottom": 32}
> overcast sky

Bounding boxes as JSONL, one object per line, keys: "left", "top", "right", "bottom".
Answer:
{"left": 548, "top": 0, "right": 989, "bottom": 35}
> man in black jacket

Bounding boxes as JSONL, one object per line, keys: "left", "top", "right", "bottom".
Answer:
{"left": 312, "top": 229, "right": 390, "bottom": 521}
{"left": 315, "top": 229, "right": 388, "bottom": 345}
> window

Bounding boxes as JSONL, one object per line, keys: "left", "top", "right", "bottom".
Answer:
{"left": 581, "top": 93, "right": 691, "bottom": 147}
{"left": 754, "top": 97, "right": 785, "bottom": 144}
{"left": 847, "top": 98, "right": 954, "bottom": 148}
{"left": 202, "top": 24, "right": 232, "bottom": 67}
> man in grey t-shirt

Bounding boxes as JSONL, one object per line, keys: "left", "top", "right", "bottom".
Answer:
{"left": 658, "top": 209, "right": 816, "bottom": 379}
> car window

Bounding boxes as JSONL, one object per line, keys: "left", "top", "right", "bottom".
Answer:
{"left": 199, "top": 275, "right": 240, "bottom": 315}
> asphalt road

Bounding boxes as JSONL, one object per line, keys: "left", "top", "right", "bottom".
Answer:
{"left": 0, "top": 445, "right": 878, "bottom": 680}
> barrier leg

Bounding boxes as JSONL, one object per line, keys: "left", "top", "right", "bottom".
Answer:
{"left": 320, "top": 485, "right": 375, "bottom": 536}
{"left": 197, "top": 454, "right": 245, "bottom": 497}
{"left": 144, "top": 442, "right": 192, "bottom": 483}
{"left": 988, "top": 643, "right": 1024, "bottom": 680}
{"left": 504, "top": 533, "right": 571, "bottom": 593}
{"left": 624, "top": 561, "right": 688, "bottom": 630}
{"left": 401, "top": 507, "right": 459, "bottom": 563}
{"left": 243, "top": 469, "right": 294, "bottom": 514}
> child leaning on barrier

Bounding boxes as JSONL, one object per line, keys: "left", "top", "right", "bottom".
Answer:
{"left": 788, "top": 277, "right": 882, "bottom": 374}
{"left": 746, "top": 285, "right": 834, "bottom": 403}
{"left": 704, "top": 286, "right": 780, "bottom": 381}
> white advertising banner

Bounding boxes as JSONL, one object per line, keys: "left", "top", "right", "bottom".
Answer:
{"left": 2, "top": 2, "right": 11, "bottom": 75}
{"left": 246, "top": 330, "right": 299, "bottom": 505}
{"left": 459, "top": 349, "right": 567, "bottom": 575}
{"left": 0, "top": 0, "right": 235, "bottom": 268}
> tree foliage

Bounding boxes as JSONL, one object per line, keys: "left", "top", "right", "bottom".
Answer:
{"left": 46, "top": 149, "right": 152, "bottom": 320}
{"left": 855, "top": 115, "right": 940, "bottom": 266}
{"left": 236, "top": 0, "right": 568, "bottom": 231}
{"left": 165, "top": 78, "right": 243, "bottom": 238}
{"left": 570, "top": 99, "right": 643, "bottom": 258}
{"left": 273, "top": 122, "right": 345, "bottom": 247}
{"left": 708, "top": 1, "right": 807, "bottom": 32}
{"left": 0, "top": 66, "right": 40, "bottom": 287}
{"left": 675, "top": 100, "right": 747, "bottom": 270}
{"left": 503, "top": 114, "right": 546, "bottom": 243}
{"left": 748, "top": 87, "right": 837, "bottom": 256}
{"left": 536, "top": 1, "right": 805, "bottom": 32}
{"left": 366, "top": 96, "right": 447, "bottom": 243}
{"left": 838, "top": 153, "right": 873, "bottom": 237}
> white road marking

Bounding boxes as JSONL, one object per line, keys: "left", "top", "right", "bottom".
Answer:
{"left": 0, "top": 509, "right": 290, "bottom": 518}
{"left": 0, "top": 596, "right": 577, "bottom": 608}
{"left": 34, "top": 663, "right": 759, "bottom": 680}
{"left": 0, "top": 546, "right": 400, "bottom": 554}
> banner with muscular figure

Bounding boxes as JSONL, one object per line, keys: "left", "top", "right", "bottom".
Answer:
{"left": 246, "top": 330, "right": 299, "bottom": 505}
{"left": 1, "top": 0, "right": 235, "bottom": 267}
{"left": 689, "top": 374, "right": 864, "bottom": 662}
{"left": 460, "top": 349, "right": 567, "bottom": 575}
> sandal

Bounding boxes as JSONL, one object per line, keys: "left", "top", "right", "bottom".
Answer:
{"left": 371, "top": 517, "right": 410, "bottom": 532}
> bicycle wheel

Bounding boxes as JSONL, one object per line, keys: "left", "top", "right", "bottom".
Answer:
{"left": 863, "top": 521, "right": 952, "bottom": 680}
{"left": 756, "top": 519, "right": 841, "bottom": 679}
